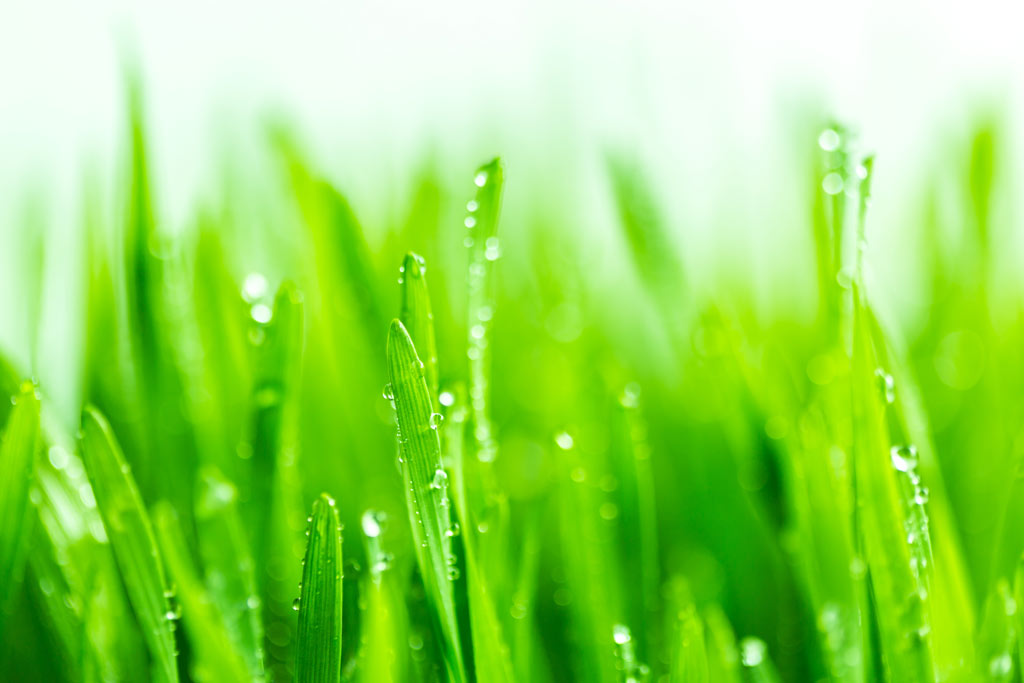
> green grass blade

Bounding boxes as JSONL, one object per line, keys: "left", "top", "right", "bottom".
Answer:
{"left": 0, "top": 384, "right": 40, "bottom": 625}
{"left": 739, "top": 637, "right": 782, "bottom": 683}
{"left": 295, "top": 493, "right": 344, "bottom": 683}
{"left": 671, "top": 605, "right": 708, "bottom": 683}
{"left": 386, "top": 319, "right": 466, "bottom": 683}
{"left": 400, "top": 252, "right": 439, "bottom": 404}
{"left": 195, "top": 466, "right": 265, "bottom": 679}
{"left": 465, "top": 158, "right": 504, "bottom": 466}
{"left": 79, "top": 406, "right": 179, "bottom": 683}
{"left": 152, "top": 501, "right": 252, "bottom": 683}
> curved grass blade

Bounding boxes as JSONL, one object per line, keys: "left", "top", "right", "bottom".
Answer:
{"left": 386, "top": 319, "right": 466, "bottom": 683}
{"left": 295, "top": 493, "right": 344, "bottom": 683}
{"left": 0, "top": 384, "right": 40, "bottom": 624}
{"left": 152, "top": 501, "right": 251, "bottom": 683}
{"left": 400, "top": 252, "right": 438, "bottom": 404}
{"left": 79, "top": 406, "right": 179, "bottom": 683}
{"left": 195, "top": 466, "right": 265, "bottom": 679}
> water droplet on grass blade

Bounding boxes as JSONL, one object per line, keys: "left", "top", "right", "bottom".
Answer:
{"left": 818, "top": 128, "right": 841, "bottom": 151}
{"left": 740, "top": 637, "right": 766, "bottom": 666}
{"left": 242, "top": 272, "right": 268, "bottom": 302}
{"left": 891, "top": 445, "right": 918, "bottom": 472}
{"left": 429, "top": 412, "right": 444, "bottom": 429}
{"left": 361, "top": 510, "right": 387, "bottom": 538}
{"left": 382, "top": 384, "right": 394, "bottom": 401}
{"left": 430, "top": 468, "right": 448, "bottom": 490}
{"left": 613, "top": 624, "right": 632, "bottom": 645}
{"left": 823, "top": 172, "right": 844, "bottom": 195}
{"left": 875, "top": 368, "right": 896, "bottom": 404}
{"left": 474, "top": 171, "right": 488, "bottom": 187}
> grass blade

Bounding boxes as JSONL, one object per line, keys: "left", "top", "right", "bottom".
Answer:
{"left": 0, "top": 384, "right": 40, "bottom": 624}
{"left": 79, "top": 406, "right": 179, "bottom": 683}
{"left": 386, "top": 319, "right": 466, "bottom": 683}
{"left": 295, "top": 493, "right": 344, "bottom": 683}
{"left": 400, "top": 252, "right": 439, "bottom": 404}
{"left": 195, "top": 466, "right": 265, "bottom": 679}
{"left": 152, "top": 501, "right": 252, "bottom": 683}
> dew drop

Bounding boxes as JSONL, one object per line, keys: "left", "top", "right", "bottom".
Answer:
{"left": 361, "top": 509, "right": 387, "bottom": 538}
{"left": 439, "top": 391, "right": 455, "bottom": 407}
{"left": 613, "top": 624, "right": 631, "bottom": 645}
{"left": 242, "top": 273, "right": 268, "bottom": 302}
{"left": 382, "top": 384, "right": 394, "bottom": 401}
{"left": 474, "top": 171, "right": 488, "bottom": 187}
{"left": 555, "top": 431, "right": 574, "bottom": 450}
{"left": 291, "top": 598, "right": 301, "bottom": 611}
{"left": 823, "top": 172, "right": 844, "bottom": 195}
{"left": 890, "top": 445, "right": 918, "bottom": 473}
{"left": 818, "top": 128, "right": 841, "bottom": 152}
{"left": 464, "top": 216, "right": 477, "bottom": 228}
{"left": 466, "top": 200, "right": 479, "bottom": 212}
{"left": 429, "top": 412, "right": 445, "bottom": 430}
{"left": 430, "top": 468, "right": 449, "bottom": 490}
{"left": 740, "top": 637, "right": 767, "bottom": 667}
{"left": 875, "top": 368, "right": 896, "bottom": 404}
{"left": 251, "top": 303, "right": 273, "bottom": 324}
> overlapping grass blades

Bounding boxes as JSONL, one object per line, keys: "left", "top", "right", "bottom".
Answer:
{"left": 152, "top": 501, "right": 252, "bottom": 683}
{"left": 386, "top": 319, "right": 467, "bottom": 683}
{"left": 295, "top": 493, "right": 344, "bottom": 683}
{"left": 79, "top": 406, "right": 179, "bottom": 683}
{"left": 0, "top": 384, "right": 40, "bottom": 623}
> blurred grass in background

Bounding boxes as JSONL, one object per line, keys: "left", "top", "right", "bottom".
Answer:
{"left": 0, "top": 69, "right": 1022, "bottom": 683}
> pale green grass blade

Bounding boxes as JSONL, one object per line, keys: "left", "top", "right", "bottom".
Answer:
{"left": 79, "top": 406, "right": 179, "bottom": 683}
{"left": 386, "top": 319, "right": 466, "bottom": 683}
{"left": 295, "top": 493, "right": 344, "bottom": 683}
{"left": 400, "top": 252, "right": 439, "bottom": 404}
{"left": 0, "top": 384, "right": 40, "bottom": 623}
{"left": 460, "top": 524, "right": 516, "bottom": 683}
{"left": 357, "top": 509, "right": 409, "bottom": 682}
{"left": 739, "top": 637, "right": 782, "bottom": 683}
{"left": 152, "top": 501, "right": 251, "bottom": 683}
{"left": 702, "top": 605, "right": 742, "bottom": 683}
{"left": 975, "top": 578, "right": 1016, "bottom": 682}
{"left": 195, "top": 466, "right": 265, "bottom": 679}
{"left": 670, "top": 605, "right": 708, "bottom": 683}
{"left": 465, "top": 157, "right": 504, "bottom": 466}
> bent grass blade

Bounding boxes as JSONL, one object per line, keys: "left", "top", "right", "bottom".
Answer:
{"left": 79, "top": 406, "right": 179, "bottom": 683}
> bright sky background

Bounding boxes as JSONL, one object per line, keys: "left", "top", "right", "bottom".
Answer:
{"left": 1, "top": 0, "right": 1023, "bottom": 398}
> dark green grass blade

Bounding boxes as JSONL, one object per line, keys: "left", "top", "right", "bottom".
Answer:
{"left": 195, "top": 466, "right": 265, "bottom": 679}
{"left": 0, "top": 385, "right": 40, "bottom": 625}
{"left": 295, "top": 493, "right": 344, "bottom": 683}
{"left": 400, "top": 252, "right": 439, "bottom": 405}
{"left": 386, "top": 319, "right": 466, "bottom": 683}
{"left": 153, "top": 501, "right": 252, "bottom": 683}
{"left": 79, "top": 406, "right": 179, "bottom": 683}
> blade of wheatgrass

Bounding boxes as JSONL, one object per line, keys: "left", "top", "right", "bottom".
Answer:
{"left": 739, "top": 637, "right": 783, "bottom": 683}
{"left": 702, "top": 604, "right": 742, "bottom": 683}
{"left": 400, "top": 252, "right": 439, "bottom": 405}
{"left": 975, "top": 578, "right": 1016, "bottom": 682}
{"left": 465, "top": 157, "right": 504, "bottom": 466}
{"left": 0, "top": 384, "right": 40, "bottom": 623}
{"left": 458, "top": 519, "right": 515, "bottom": 683}
{"left": 357, "top": 509, "right": 409, "bottom": 683}
{"left": 152, "top": 501, "right": 251, "bottom": 683}
{"left": 295, "top": 493, "right": 344, "bottom": 683}
{"left": 849, "top": 290, "right": 936, "bottom": 681}
{"left": 386, "top": 319, "right": 466, "bottom": 683}
{"left": 195, "top": 466, "right": 265, "bottom": 679}
{"left": 671, "top": 605, "right": 708, "bottom": 683}
{"left": 247, "top": 281, "right": 304, "bottom": 565}
{"left": 79, "top": 406, "right": 179, "bottom": 683}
